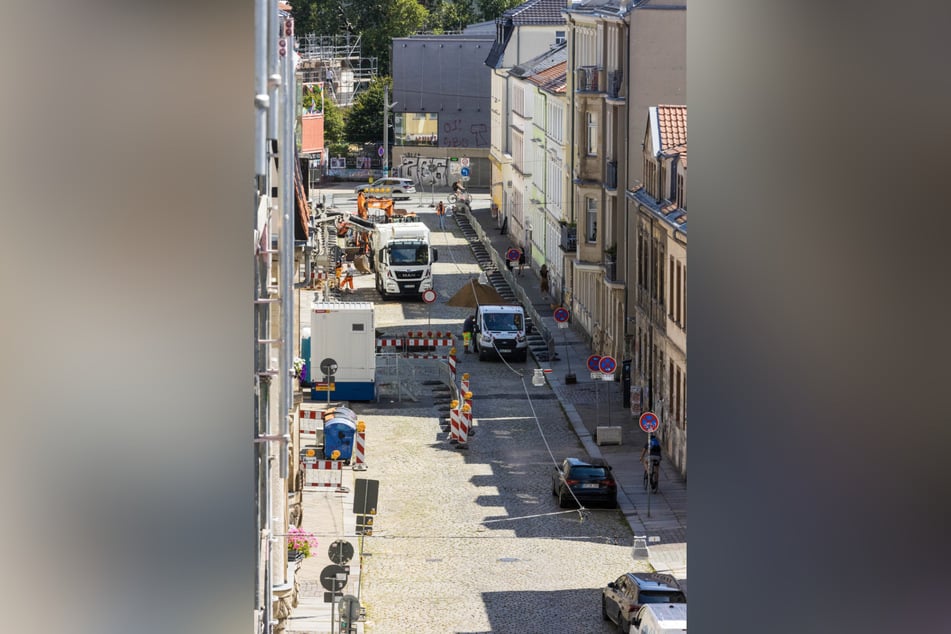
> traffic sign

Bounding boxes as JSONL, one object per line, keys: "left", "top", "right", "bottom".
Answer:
{"left": 553, "top": 307, "right": 570, "bottom": 323}
{"left": 506, "top": 248, "right": 521, "bottom": 262}
{"left": 377, "top": 146, "right": 385, "bottom": 157}
{"left": 319, "top": 564, "right": 349, "bottom": 592}
{"left": 313, "top": 382, "right": 336, "bottom": 391}
{"left": 319, "top": 357, "right": 338, "bottom": 376}
{"left": 421, "top": 289, "right": 437, "bottom": 304}
{"left": 460, "top": 167, "right": 470, "bottom": 177}
{"left": 460, "top": 157, "right": 470, "bottom": 167}
{"left": 586, "top": 355, "right": 602, "bottom": 373}
{"left": 639, "top": 411, "right": 660, "bottom": 434}
{"left": 328, "top": 540, "right": 355, "bottom": 565}
{"left": 598, "top": 355, "right": 617, "bottom": 374}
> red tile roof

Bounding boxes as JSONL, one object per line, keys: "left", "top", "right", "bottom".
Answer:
{"left": 656, "top": 105, "right": 687, "bottom": 153}
{"left": 527, "top": 61, "right": 567, "bottom": 94}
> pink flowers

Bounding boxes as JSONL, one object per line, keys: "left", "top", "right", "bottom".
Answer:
{"left": 287, "top": 526, "right": 318, "bottom": 558}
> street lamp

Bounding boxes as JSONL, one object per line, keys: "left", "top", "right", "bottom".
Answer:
{"left": 383, "top": 85, "right": 398, "bottom": 175}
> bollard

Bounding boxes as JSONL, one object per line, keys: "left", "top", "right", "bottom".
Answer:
{"left": 352, "top": 422, "right": 367, "bottom": 471}
{"left": 449, "top": 399, "right": 461, "bottom": 444}
{"left": 458, "top": 403, "right": 470, "bottom": 448}
{"left": 448, "top": 347, "right": 457, "bottom": 385}
{"left": 463, "top": 390, "right": 474, "bottom": 436}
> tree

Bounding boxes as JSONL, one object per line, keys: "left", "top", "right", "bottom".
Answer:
{"left": 425, "top": 0, "right": 478, "bottom": 33}
{"left": 476, "top": 0, "right": 522, "bottom": 22}
{"left": 361, "top": 0, "right": 429, "bottom": 74}
{"left": 344, "top": 76, "right": 391, "bottom": 145}
{"left": 322, "top": 96, "right": 346, "bottom": 150}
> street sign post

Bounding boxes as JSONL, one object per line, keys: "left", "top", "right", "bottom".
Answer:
{"left": 553, "top": 307, "right": 574, "bottom": 381}
{"left": 639, "top": 411, "right": 660, "bottom": 433}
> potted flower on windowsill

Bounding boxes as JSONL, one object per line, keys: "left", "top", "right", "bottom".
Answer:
{"left": 287, "top": 526, "right": 318, "bottom": 563}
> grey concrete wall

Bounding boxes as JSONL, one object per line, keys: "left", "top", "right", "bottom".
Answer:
{"left": 392, "top": 36, "right": 494, "bottom": 150}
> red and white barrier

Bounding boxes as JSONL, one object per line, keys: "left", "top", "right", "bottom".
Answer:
{"left": 300, "top": 459, "right": 345, "bottom": 490}
{"left": 448, "top": 348, "right": 457, "bottom": 385}
{"left": 352, "top": 430, "right": 367, "bottom": 471}
{"left": 298, "top": 407, "right": 323, "bottom": 441}
{"left": 458, "top": 403, "right": 470, "bottom": 446}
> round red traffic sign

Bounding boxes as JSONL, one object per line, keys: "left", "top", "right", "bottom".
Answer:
{"left": 639, "top": 411, "right": 660, "bottom": 433}
{"left": 598, "top": 355, "right": 617, "bottom": 374}
{"left": 506, "top": 248, "right": 521, "bottom": 262}
{"left": 553, "top": 307, "right": 570, "bottom": 323}
{"left": 421, "top": 289, "right": 437, "bottom": 304}
{"left": 586, "top": 355, "right": 602, "bottom": 373}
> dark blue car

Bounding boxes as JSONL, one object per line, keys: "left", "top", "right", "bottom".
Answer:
{"left": 551, "top": 457, "right": 618, "bottom": 509}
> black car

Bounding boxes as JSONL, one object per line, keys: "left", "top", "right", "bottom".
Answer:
{"left": 551, "top": 457, "right": 618, "bottom": 508}
{"left": 602, "top": 572, "right": 686, "bottom": 633}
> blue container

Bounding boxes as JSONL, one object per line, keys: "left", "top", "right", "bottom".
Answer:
{"left": 323, "top": 416, "right": 356, "bottom": 461}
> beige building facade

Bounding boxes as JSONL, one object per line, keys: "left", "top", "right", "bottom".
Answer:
{"left": 628, "top": 105, "right": 687, "bottom": 477}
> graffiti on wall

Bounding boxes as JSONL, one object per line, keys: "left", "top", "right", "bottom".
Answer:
{"left": 399, "top": 156, "right": 452, "bottom": 187}
{"left": 437, "top": 120, "right": 490, "bottom": 148}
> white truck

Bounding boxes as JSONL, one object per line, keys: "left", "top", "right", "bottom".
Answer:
{"left": 371, "top": 222, "right": 438, "bottom": 298}
{"left": 472, "top": 304, "right": 531, "bottom": 362}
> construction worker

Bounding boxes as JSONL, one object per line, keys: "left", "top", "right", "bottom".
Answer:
{"left": 435, "top": 200, "right": 446, "bottom": 230}
{"left": 357, "top": 190, "right": 367, "bottom": 219}
{"left": 340, "top": 260, "right": 355, "bottom": 293}
{"left": 334, "top": 259, "right": 343, "bottom": 289}
{"left": 463, "top": 313, "right": 475, "bottom": 354}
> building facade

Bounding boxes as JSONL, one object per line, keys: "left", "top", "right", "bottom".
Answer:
{"left": 485, "top": 0, "right": 568, "bottom": 245}
{"left": 390, "top": 24, "right": 496, "bottom": 189}
{"left": 629, "top": 104, "right": 687, "bottom": 477}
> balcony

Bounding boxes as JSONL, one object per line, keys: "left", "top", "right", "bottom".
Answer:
{"left": 560, "top": 223, "right": 577, "bottom": 252}
{"left": 605, "top": 160, "right": 617, "bottom": 190}
{"left": 575, "top": 66, "right": 601, "bottom": 92}
{"left": 608, "top": 70, "right": 623, "bottom": 99}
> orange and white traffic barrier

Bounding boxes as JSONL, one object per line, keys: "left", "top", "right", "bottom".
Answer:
{"left": 449, "top": 400, "right": 462, "bottom": 444}
{"left": 448, "top": 347, "right": 457, "bottom": 384}
{"left": 461, "top": 372, "right": 470, "bottom": 395}
{"left": 298, "top": 408, "right": 323, "bottom": 441}
{"left": 352, "top": 425, "right": 367, "bottom": 471}
{"left": 458, "top": 403, "right": 470, "bottom": 446}
{"left": 463, "top": 390, "right": 473, "bottom": 436}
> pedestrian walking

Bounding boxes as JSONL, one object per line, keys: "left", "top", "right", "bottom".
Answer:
{"left": 539, "top": 263, "right": 549, "bottom": 296}
{"left": 517, "top": 248, "right": 526, "bottom": 276}
{"left": 435, "top": 200, "right": 446, "bottom": 230}
{"left": 462, "top": 313, "right": 475, "bottom": 354}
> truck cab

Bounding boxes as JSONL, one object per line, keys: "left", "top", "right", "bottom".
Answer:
{"left": 472, "top": 304, "right": 530, "bottom": 362}
{"left": 371, "top": 222, "right": 438, "bottom": 298}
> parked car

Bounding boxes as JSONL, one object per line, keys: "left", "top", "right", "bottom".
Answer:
{"left": 602, "top": 572, "right": 686, "bottom": 633}
{"left": 551, "top": 457, "right": 618, "bottom": 509}
{"left": 355, "top": 177, "right": 417, "bottom": 198}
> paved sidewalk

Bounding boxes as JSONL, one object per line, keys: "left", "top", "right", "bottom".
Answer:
{"left": 464, "top": 197, "right": 687, "bottom": 587}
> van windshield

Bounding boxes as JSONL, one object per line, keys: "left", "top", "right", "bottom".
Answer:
{"left": 483, "top": 312, "right": 522, "bottom": 332}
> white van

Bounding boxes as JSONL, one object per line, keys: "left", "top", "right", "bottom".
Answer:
{"left": 630, "top": 603, "right": 687, "bottom": 633}
{"left": 472, "top": 304, "right": 530, "bottom": 362}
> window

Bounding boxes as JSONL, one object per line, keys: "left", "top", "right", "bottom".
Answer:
{"left": 586, "top": 112, "right": 598, "bottom": 156}
{"left": 677, "top": 173, "right": 685, "bottom": 209}
{"left": 548, "top": 103, "right": 564, "bottom": 143}
{"left": 555, "top": 30, "right": 566, "bottom": 45}
{"left": 585, "top": 197, "right": 597, "bottom": 242}
{"left": 669, "top": 256, "right": 675, "bottom": 319}
{"left": 676, "top": 261, "right": 683, "bottom": 327}
{"left": 644, "top": 158, "right": 655, "bottom": 197}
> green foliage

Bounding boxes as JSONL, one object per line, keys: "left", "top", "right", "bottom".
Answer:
{"left": 477, "top": 0, "right": 522, "bottom": 22}
{"left": 423, "top": 0, "right": 478, "bottom": 33}
{"left": 344, "top": 76, "right": 391, "bottom": 145}
{"left": 323, "top": 98, "right": 346, "bottom": 147}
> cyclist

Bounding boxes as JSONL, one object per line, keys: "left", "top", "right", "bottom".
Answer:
{"left": 640, "top": 435, "right": 662, "bottom": 489}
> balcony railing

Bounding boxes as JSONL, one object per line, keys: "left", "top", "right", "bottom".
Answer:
{"left": 560, "top": 223, "right": 577, "bottom": 252}
{"left": 575, "top": 66, "right": 601, "bottom": 92}
{"left": 605, "top": 160, "right": 617, "bottom": 189}
{"left": 608, "top": 70, "right": 623, "bottom": 98}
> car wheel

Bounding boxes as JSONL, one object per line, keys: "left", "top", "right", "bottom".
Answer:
{"left": 558, "top": 489, "right": 571, "bottom": 509}
{"left": 602, "top": 596, "right": 610, "bottom": 621}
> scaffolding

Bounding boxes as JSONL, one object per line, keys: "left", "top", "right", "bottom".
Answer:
{"left": 297, "top": 33, "right": 378, "bottom": 108}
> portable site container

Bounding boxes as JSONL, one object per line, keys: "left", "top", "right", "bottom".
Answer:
{"left": 308, "top": 302, "right": 376, "bottom": 401}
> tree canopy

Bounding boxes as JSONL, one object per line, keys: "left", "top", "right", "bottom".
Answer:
{"left": 343, "top": 76, "right": 391, "bottom": 146}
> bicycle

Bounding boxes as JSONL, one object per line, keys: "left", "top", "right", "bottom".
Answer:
{"left": 643, "top": 456, "right": 660, "bottom": 492}
{"left": 448, "top": 190, "right": 471, "bottom": 205}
